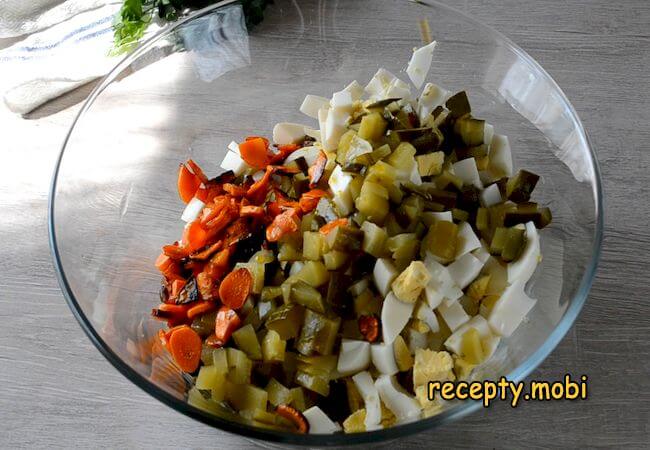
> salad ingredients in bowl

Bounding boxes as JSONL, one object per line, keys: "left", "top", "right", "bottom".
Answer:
{"left": 152, "top": 42, "right": 552, "bottom": 434}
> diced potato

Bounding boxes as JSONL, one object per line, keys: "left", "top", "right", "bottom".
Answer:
{"left": 337, "top": 129, "right": 357, "bottom": 164}
{"left": 289, "top": 387, "right": 312, "bottom": 411}
{"left": 453, "top": 355, "right": 476, "bottom": 380}
{"left": 295, "top": 261, "right": 330, "bottom": 287}
{"left": 261, "top": 329, "right": 286, "bottom": 363}
{"left": 232, "top": 324, "right": 262, "bottom": 360}
{"left": 355, "top": 192, "right": 389, "bottom": 224}
{"left": 354, "top": 289, "right": 381, "bottom": 316}
{"left": 323, "top": 250, "right": 349, "bottom": 270}
{"left": 265, "top": 303, "right": 305, "bottom": 340}
{"left": 358, "top": 112, "right": 387, "bottom": 141}
{"left": 212, "top": 348, "right": 229, "bottom": 374}
{"left": 391, "top": 261, "right": 430, "bottom": 303}
{"left": 421, "top": 221, "right": 458, "bottom": 263}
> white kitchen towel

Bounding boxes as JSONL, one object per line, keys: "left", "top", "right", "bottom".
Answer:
{"left": 0, "top": 1, "right": 124, "bottom": 114}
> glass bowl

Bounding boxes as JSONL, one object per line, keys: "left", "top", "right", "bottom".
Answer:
{"left": 48, "top": 0, "right": 603, "bottom": 445}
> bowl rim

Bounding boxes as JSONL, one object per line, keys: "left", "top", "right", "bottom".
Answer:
{"left": 48, "top": 0, "right": 604, "bottom": 445}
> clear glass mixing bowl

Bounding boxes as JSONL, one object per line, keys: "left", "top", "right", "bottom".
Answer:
{"left": 48, "top": 0, "right": 603, "bottom": 445}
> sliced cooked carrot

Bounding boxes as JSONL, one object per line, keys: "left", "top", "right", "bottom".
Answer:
{"left": 187, "top": 301, "right": 217, "bottom": 320}
{"left": 308, "top": 150, "right": 328, "bottom": 188}
{"left": 155, "top": 253, "right": 181, "bottom": 279}
{"left": 219, "top": 268, "right": 253, "bottom": 309}
{"left": 168, "top": 326, "right": 202, "bottom": 372}
{"left": 223, "top": 183, "right": 248, "bottom": 197}
{"left": 214, "top": 306, "right": 242, "bottom": 345}
{"left": 189, "top": 241, "right": 223, "bottom": 261}
{"left": 162, "top": 243, "right": 190, "bottom": 260}
{"left": 299, "top": 188, "right": 328, "bottom": 213}
{"left": 186, "top": 159, "right": 208, "bottom": 184}
{"left": 319, "top": 218, "right": 349, "bottom": 235}
{"left": 239, "top": 137, "right": 272, "bottom": 169}
{"left": 170, "top": 279, "right": 187, "bottom": 299}
{"left": 182, "top": 221, "right": 208, "bottom": 252}
{"left": 178, "top": 163, "right": 202, "bottom": 204}
{"left": 196, "top": 271, "right": 215, "bottom": 300}
{"left": 240, "top": 205, "right": 265, "bottom": 217}
{"left": 205, "top": 247, "right": 232, "bottom": 279}
{"left": 266, "top": 208, "right": 300, "bottom": 242}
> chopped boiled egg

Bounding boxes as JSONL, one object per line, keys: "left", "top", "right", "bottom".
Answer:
{"left": 455, "top": 222, "right": 482, "bottom": 258}
{"left": 406, "top": 41, "right": 437, "bottom": 89}
{"left": 352, "top": 371, "right": 381, "bottom": 428}
{"left": 284, "top": 145, "right": 321, "bottom": 166}
{"left": 443, "top": 315, "right": 492, "bottom": 355}
{"left": 446, "top": 252, "right": 485, "bottom": 289}
{"left": 413, "top": 349, "right": 455, "bottom": 387}
{"left": 303, "top": 406, "right": 342, "bottom": 434}
{"left": 220, "top": 150, "right": 249, "bottom": 176}
{"left": 391, "top": 261, "right": 430, "bottom": 304}
{"left": 417, "top": 82, "right": 450, "bottom": 123}
{"left": 331, "top": 90, "right": 354, "bottom": 110}
{"left": 415, "top": 301, "right": 440, "bottom": 333}
{"left": 423, "top": 254, "right": 463, "bottom": 308}
{"left": 373, "top": 258, "right": 398, "bottom": 297}
{"left": 375, "top": 375, "right": 421, "bottom": 423}
{"left": 273, "top": 122, "right": 308, "bottom": 145}
{"left": 486, "top": 134, "right": 513, "bottom": 181}
{"left": 437, "top": 299, "right": 470, "bottom": 332}
{"left": 488, "top": 279, "right": 537, "bottom": 337}
{"left": 343, "top": 80, "right": 365, "bottom": 101}
{"left": 480, "top": 182, "right": 503, "bottom": 207}
{"left": 371, "top": 343, "right": 399, "bottom": 375}
{"left": 452, "top": 157, "right": 483, "bottom": 189}
{"left": 338, "top": 339, "right": 371, "bottom": 375}
{"left": 381, "top": 292, "right": 415, "bottom": 345}
{"left": 300, "top": 94, "right": 329, "bottom": 119}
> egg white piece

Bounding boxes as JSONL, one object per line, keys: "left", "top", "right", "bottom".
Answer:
{"left": 300, "top": 94, "right": 329, "bottom": 119}
{"left": 444, "top": 314, "right": 492, "bottom": 354}
{"left": 507, "top": 222, "right": 540, "bottom": 284}
{"left": 437, "top": 299, "right": 470, "bottom": 332}
{"left": 487, "top": 279, "right": 537, "bottom": 337}
{"left": 371, "top": 343, "right": 399, "bottom": 375}
{"left": 406, "top": 41, "right": 437, "bottom": 89}
{"left": 338, "top": 339, "right": 371, "bottom": 375}
{"left": 452, "top": 157, "right": 483, "bottom": 189}
{"left": 352, "top": 371, "right": 382, "bottom": 428}
{"left": 343, "top": 80, "right": 365, "bottom": 101}
{"left": 181, "top": 197, "right": 205, "bottom": 223}
{"left": 455, "top": 222, "right": 482, "bottom": 258}
{"left": 480, "top": 183, "right": 503, "bottom": 207}
{"left": 381, "top": 292, "right": 415, "bottom": 345}
{"left": 447, "top": 252, "right": 485, "bottom": 289}
{"left": 303, "top": 406, "right": 342, "bottom": 434}
{"left": 375, "top": 375, "right": 421, "bottom": 423}
{"left": 417, "top": 82, "right": 449, "bottom": 122}
{"left": 373, "top": 258, "right": 398, "bottom": 297}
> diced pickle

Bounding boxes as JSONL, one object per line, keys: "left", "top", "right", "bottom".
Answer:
{"left": 454, "top": 117, "right": 485, "bottom": 147}
{"left": 233, "top": 324, "right": 262, "bottom": 360}
{"left": 476, "top": 207, "right": 490, "bottom": 231}
{"left": 353, "top": 289, "right": 381, "bottom": 316}
{"left": 337, "top": 130, "right": 357, "bottom": 165}
{"left": 261, "top": 329, "right": 286, "bottom": 363}
{"left": 365, "top": 161, "right": 397, "bottom": 188}
{"left": 278, "top": 241, "right": 302, "bottom": 262}
{"left": 295, "top": 370, "right": 330, "bottom": 397}
{"left": 266, "top": 378, "right": 293, "bottom": 406}
{"left": 356, "top": 192, "right": 389, "bottom": 224}
{"left": 265, "top": 304, "right": 305, "bottom": 340}
{"left": 195, "top": 365, "right": 227, "bottom": 401}
{"left": 226, "top": 348, "right": 253, "bottom": 385}
{"left": 416, "top": 152, "right": 444, "bottom": 177}
{"left": 323, "top": 250, "right": 348, "bottom": 270}
{"left": 212, "top": 348, "right": 229, "bottom": 374}
{"left": 296, "top": 309, "right": 341, "bottom": 356}
{"left": 225, "top": 382, "right": 268, "bottom": 412}
{"left": 505, "top": 170, "right": 540, "bottom": 202}
{"left": 361, "top": 221, "right": 388, "bottom": 257}
{"left": 261, "top": 286, "right": 282, "bottom": 302}
{"left": 445, "top": 91, "right": 471, "bottom": 118}
{"left": 358, "top": 112, "right": 388, "bottom": 141}
{"left": 421, "top": 220, "right": 458, "bottom": 262}
{"left": 295, "top": 261, "right": 330, "bottom": 287}
{"left": 289, "top": 387, "right": 312, "bottom": 411}
{"left": 435, "top": 170, "right": 463, "bottom": 190}
{"left": 490, "top": 226, "right": 526, "bottom": 262}
{"left": 345, "top": 378, "right": 364, "bottom": 413}
{"left": 326, "top": 226, "right": 364, "bottom": 252}
{"left": 451, "top": 208, "right": 469, "bottom": 223}
{"left": 290, "top": 280, "right": 326, "bottom": 313}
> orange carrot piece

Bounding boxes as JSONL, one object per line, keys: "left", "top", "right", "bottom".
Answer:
{"left": 187, "top": 301, "right": 217, "bottom": 320}
{"left": 319, "top": 218, "right": 348, "bottom": 235}
{"left": 266, "top": 208, "right": 300, "bottom": 242}
{"left": 308, "top": 150, "right": 328, "bottom": 188}
{"left": 214, "top": 306, "right": 242, "bottom": 345}
{"left": 189, "top": 241, "right": 223, "bottom": 261}
{"left": 167, "top": 326, "right": 202, "bottom": 372}
{"left": 239, "top": 137, "right": 272, "bottom": 169}
{"left": 162, "top": 243, "right": 190, "bottom": 260}
{"left": 182, "top": 221, "right": 208, "bottom": 252}
{"left": 240, "top": 204, "right": 265, "bottom": 217}
{"left": 299, "top": 188, "right": 328, "bottom": 213}
{"left": 186, "top": 159, "right": 208, "bottom": 184}
{"left": 223, "top": 183, "right": 248, "bottom": 198}
{"left": 170, "top": 279, "right": 186, "bottom": 299}
{"left": 178, "top": 163, "right": 202, "bottom": 204}
{"left": 218, "top": 268, "right": 253, "bottom": 310}
{"left": 155, "top": 253, "right": 181, "bottom": 279}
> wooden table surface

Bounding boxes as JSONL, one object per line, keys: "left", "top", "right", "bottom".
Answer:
{"left": 1, "top": 0, "right": 649, "bottom": 448}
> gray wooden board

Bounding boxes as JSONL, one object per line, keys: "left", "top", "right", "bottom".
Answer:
{"left": 1, "top": 0, "right": 649, "bottom": 448}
